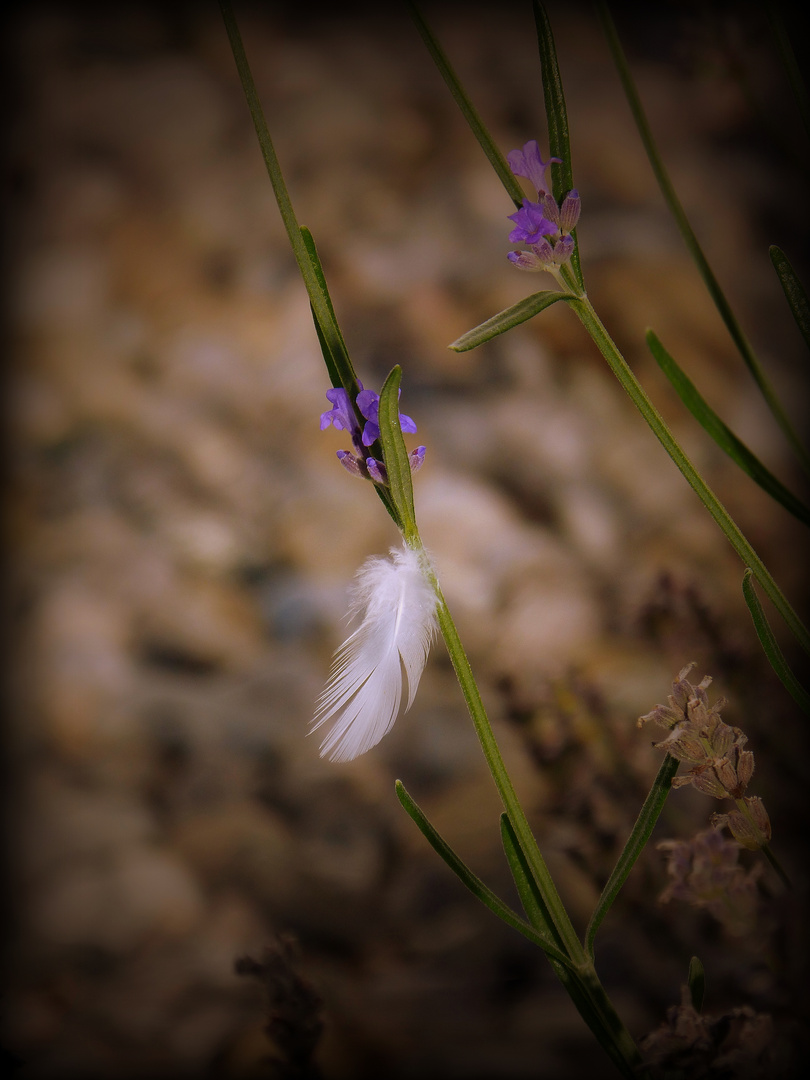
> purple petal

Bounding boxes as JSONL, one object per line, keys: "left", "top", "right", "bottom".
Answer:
{"left": 507, "top": 140, "right": 561, "bottom": 197}
{"left": 356, "top": 389, "right": 379, "bottom": 422}
{"left": 320, "top": 387, "right": 355, "bottom": 432}
{"left": 507, "top": 200, "right": 557, "bottom": 245}
{"left": 361, "top": 421, "right": 380, "bottom": 447}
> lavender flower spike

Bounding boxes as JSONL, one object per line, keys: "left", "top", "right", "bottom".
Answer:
{"left": 507, "top": 139, "right": 561, "bottom": 197}
{"left": 507, "top": 200, "right": 557, "bottom": 246}
{"left": 321, "top": 381, "right": 423, "bottom": 483}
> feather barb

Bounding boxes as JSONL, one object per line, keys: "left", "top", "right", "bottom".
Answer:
{"left": 312, "top": 543, "right": 438, "bottom": 762}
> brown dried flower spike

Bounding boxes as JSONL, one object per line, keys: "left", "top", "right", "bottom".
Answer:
{"left": 639, "top": 663, "right": 771, "bottom": 850}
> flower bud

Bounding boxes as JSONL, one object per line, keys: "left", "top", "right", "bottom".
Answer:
{"left": 559, "top": 189, "right": 581, "bottom": 233}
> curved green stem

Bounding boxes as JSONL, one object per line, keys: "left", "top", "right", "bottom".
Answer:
{"left": 568, "top": 296, "right": 810, "bottom": 656}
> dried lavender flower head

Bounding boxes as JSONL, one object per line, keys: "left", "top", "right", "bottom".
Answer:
{"left": 639, "top": 983, "right": 775, "bottom": 1076}
{"left": 640, "top": 664, "right": 772, "bottom": 851}
{"left": 657, "top": 828, "right": 763, "bottom": 937}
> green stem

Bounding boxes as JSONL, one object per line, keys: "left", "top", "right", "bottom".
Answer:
{"left": 407, "top": 2, "right": 525, "bottom": 209}
{"left": 568, "top": 296, "right": 810, "bottom": 656}
{"left": 427, "top": 571, "right": 645, "bottom": 1076}
{"left": 218, "top": 0, "right": 358, "bottom": 397}
{"left": 733, "top": 797, "right": 792, "bottom": 888}
{"left": 426, "top": 575, "right": 584, "bottom": 963}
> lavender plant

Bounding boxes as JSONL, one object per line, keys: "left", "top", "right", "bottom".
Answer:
{"left": 219, "top": 2, "right": 806, "bottom": 1075}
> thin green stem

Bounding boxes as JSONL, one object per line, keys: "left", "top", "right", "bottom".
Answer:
{"left": 425, "top": 575, "right": 585, "bottom": 964}
{"left": 568, "top": 297, "right": 810, "bottom": 656}
{"left": 597, "top": 1, "right": 810, "bottom": 478}
{"left": 585, "top": 753, "right": 679, "bottom": 959}
{"left": 407, "top": 2, "right": 525, "bottom": 208}
{"left": 218, "top": 0, "right": 358, "bottom": 397}
{"left": 759, "top": 842, "right": 792, "bottom": 889}
{"left": 429, "top": 573, "right": 645, "bottom": 1075}
{"left": 742, "top": 568, "right": 810, "bottom": 713}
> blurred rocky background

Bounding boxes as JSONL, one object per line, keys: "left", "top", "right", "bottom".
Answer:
{"left": 4, "top": 1, "right": 808, "bottom": 1078}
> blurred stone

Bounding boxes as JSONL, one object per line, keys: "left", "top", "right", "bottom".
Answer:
{"left": 29, "top": 845, "right": 205, "bottom": 954}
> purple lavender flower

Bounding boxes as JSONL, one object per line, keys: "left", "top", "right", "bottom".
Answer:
{"left": 507, "top": 200, "right": 557, "bottom": 246}
{"left": 356, "top": 388, "right": 417, "bottom": 448}
{"left": 506, "top": 140, "right": 581, "bottom": 275}
{"left": 321, "top": 381, "right": 422, "bottom": 483}
{"left": 507, "top": 140, "right": 560, "bottom": 198}
{"left": 320, "top": 386, "right": 358, "bottom": 435}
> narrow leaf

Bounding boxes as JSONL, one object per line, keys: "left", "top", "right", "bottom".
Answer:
{"left": 500, "top": 813, "right": 636, "bottom": 1064}
{"left": 500, "top": 814, "right": 564, "bottom": 946}
{"left": 585, "top": 753, "right": 680, "bottom": 958}
{"left": 450, "top": 290, "right": 573, "bottom": 352}
{"left": 532, "top": 2, "right": 583, "bottom": 289}
{"left": 687, "top": 956, "right": 705, "bottom": 1013}
{"left": 395, "top": 782, "right": 571, "bottom": 966}
{"left": 742, "top": 569, "right": 810, "bottom": 714}
{"left": 407, "top": 3, "right": 525, "bottom": 208}
{"left": 570, "top": 297, "right": 810, "bottom": 659}
{"left": 597, "top": 1, "right": 810, "bottom": 478}
{"left": 219, "top": 1, "right": 350, "bottom": 381}
{"left": 378, "top": 366, "right": 417, "bottom": 541}
{"left": 647, "top": 331, "right": 810, "bottom": 525}
{"left": 300, "top": 227, "right": 359, "bottom": 394}
{"left": 770, "top": 245, "right": 810, "bottom": 352}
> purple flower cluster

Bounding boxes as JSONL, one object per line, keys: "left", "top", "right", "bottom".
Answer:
{"left": 320, "top": 381, "right": 425, "bottom": 483}
{"left": 506, "top": 140, "right": 580, "bottom": 273}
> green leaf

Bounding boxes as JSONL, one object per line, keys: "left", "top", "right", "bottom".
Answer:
{"left": 742, "top": 569, "right": 810, "bottom": 714}
{"left": 407, "top": 3, "right": 525, "bottom": 208}
{"left": 596, "top": 2, "right": 810, "bottom": 479}
{"left": 377, "top": 366, "right": 417, "bottom": 541}
{"left": 687, "top": 956, "right": 705, "bottom": 1013}
{"left": 770, "top": 245, "right": 810, "bottom": 352}
{"left": 500, "top": 813, "right": 642, "bottom": 1073}
{"left": 450, "top": 290, "right": 573, "bottom": 352}
{"left": 219, "top": 0, "right": 352, "bottom": 385}
{"left": 585, "top": 753, "right": 680, "bottom": 959}
{"left": 395, "top": 782, "right": 571, "bottom": 966}
{"left": 300, "top": 227, "right": 359, "bottom": 394}
{"left": 499, "top": 814, "right": 564, "bottom": 946}
{"left": 532, "top": 2, "right": 583, "bottom": 289}
{"left": 647, "top": 331, "right": 810, "bottom": 526}
{"left": 570, "top": 296, "right": 810, "bottom": 659}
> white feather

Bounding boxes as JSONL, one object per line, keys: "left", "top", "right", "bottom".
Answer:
{"left": 311, "top": 543, "right": 438, "bottom": 762}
